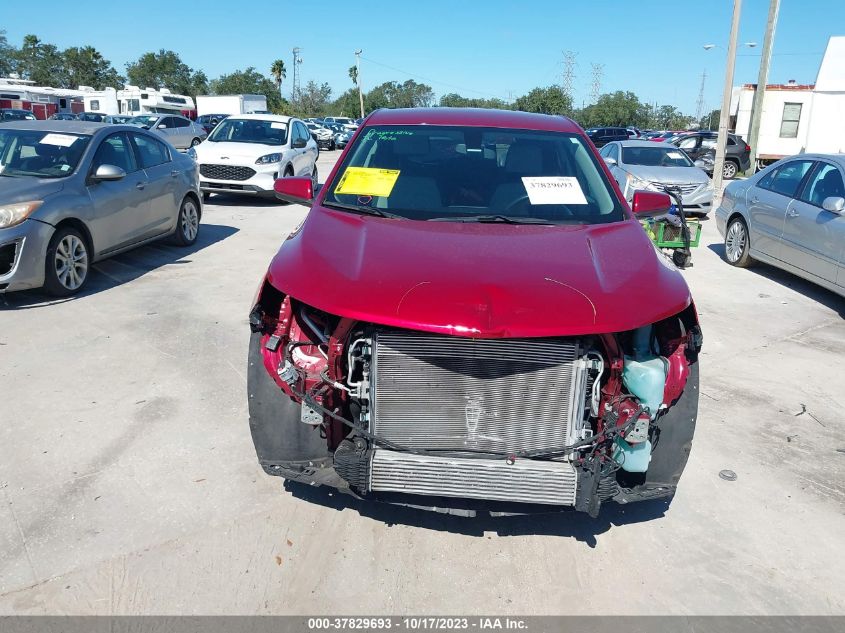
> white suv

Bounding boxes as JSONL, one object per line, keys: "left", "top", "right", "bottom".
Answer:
{"left": 190, "top": 114, "right": 318, "bottom": 200}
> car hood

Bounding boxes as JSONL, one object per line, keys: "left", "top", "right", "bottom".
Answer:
{"left": 266, "top": 208, "right": 692, "bottom": 338}
{"left": 0, "top": 176, "right": 65, "bottom": 204}
{"left": 624, "top": 165, "right": 710, "bottom": 183}
{"left": 195, "top": 141, "right": 283, "bottom": 161}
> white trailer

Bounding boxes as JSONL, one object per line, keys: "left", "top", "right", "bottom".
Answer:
{"left": 731, "top": 36, "right": 845, "bottom": 167}
{"left": 196, "top": 94, "right": 268, "bottom": 116}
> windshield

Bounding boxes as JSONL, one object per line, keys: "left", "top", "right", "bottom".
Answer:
{"left": 129, "top": 115, "right": 160, "bottom": 128}
{"left": 207, "top": 118, "right": 288, "bottom": 145}
{"left": 621, "top": 146, "right": 694, "bottom": 167}
{"left": 325, "top": 125, "right": 624, "bottom": 224}
{"left": 0, "top": 129, "right": 90, "bottom": 178}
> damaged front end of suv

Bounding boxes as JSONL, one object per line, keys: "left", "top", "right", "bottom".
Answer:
{"left": 247, "top": 108, "right": 702, "bottom": 518}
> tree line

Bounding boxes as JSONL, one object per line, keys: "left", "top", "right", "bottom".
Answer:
{"left": 1, "top": 31, "right": 713, "bottom": 130}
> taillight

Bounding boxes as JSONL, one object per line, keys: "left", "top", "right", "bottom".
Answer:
{"left": 745, "top": 143, "right": 750, "bottom": 152}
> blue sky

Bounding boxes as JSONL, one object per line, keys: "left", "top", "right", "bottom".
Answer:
{"left": 3, "top": 0, "right": 842, "bottom": 114}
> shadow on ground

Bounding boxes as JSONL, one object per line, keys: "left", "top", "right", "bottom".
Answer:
{"left": 284, "top": 480, "right": 670, "bottom": 547}
{"left": 706, "top": 241, "right": 845, "bottom": 317}
{"left": 1, "top": 223, "right": 238, "bottom": 310}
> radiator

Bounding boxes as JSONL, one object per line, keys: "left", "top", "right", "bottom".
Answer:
{"left": 371, "top": 331, "right": 586, "bottom": 454}
{"left": 370, "top": 450, "right": 578, "bottom": 506}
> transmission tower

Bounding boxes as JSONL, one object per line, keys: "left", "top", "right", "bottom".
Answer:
{"left": 561, "top": 51, "right": 577, "bottom": 100}
{"left": 695, "top": 69, "right": 707, "bottom": 120}
{"left": 292, "top": 47, "right": 303, "bottom": 102}
{"left": 589, "top": 63, "right": 604, "bottom": 103}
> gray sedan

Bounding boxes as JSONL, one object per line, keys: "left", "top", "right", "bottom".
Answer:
{"left": 716, "top": 153, "right": 845, "bottom": 297}
{"left": 127, "top": 114, "right": 207, "bottom": 150}
{"left": 0, "top": 121, "right": 202, "bottom": 296}
{"left": 599, "top": 140, "right": 714, "bottom": 214}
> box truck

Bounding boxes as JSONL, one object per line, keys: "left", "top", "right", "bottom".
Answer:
{"left": 196, "top": 94, "right": 268, "bottom": 116}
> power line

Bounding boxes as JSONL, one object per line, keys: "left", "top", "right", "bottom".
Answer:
{"left": 358, "top": 55, "right": 510, "bottom": 101}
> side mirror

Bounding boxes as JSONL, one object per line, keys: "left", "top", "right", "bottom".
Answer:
{"left": 603, "top": 156, "right": 617, "bottom": 167}
{"left": 92, "top": 164, "right": 126, "bottom": 182}
{"left": 157, "top": 124, "right": 167, "bottom": 129}
{"left": 822, "top": 196, "right": 845, "bottom": 214}
{"left": 292, "top": 138, "right": 307, "bottom": 149}
{"left": 631, "top": 190, "right": 673, "bottom": 217}
{"left": 274, "top": 176, "right": 313, "bottom": 205}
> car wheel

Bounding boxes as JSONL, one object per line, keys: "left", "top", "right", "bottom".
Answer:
{"left": 171, "top": 196, "right": 200, "bottom": 246}
{"left": 722, "top": 160, "right": 738, "bottom": 179}
{"left": 191, "top": 137, "right": 202, "bottom": 147}
{"left": 330, "top": 140, "right": 336, "bottom": 151}
{"left": 44, "top": 226, "right": 89, "bottom": 297}
{"left": 311, "top": 166, "right": 318, "bottom": 192}
{"left": 724, "top": 216, "right": 754, "bottom": 267}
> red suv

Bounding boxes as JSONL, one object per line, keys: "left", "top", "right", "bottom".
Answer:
{"left": 248, "top": 108, "right": 702, "bottom": 518}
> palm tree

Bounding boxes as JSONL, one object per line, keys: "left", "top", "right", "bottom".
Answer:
{"left": 270, "top": 59, "right": 287, "bottom": 94}
{"left": 348, "top": 65, "right": 358, "bottom": 86}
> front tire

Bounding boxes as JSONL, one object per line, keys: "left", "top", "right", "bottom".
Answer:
{"left": 190, "top": 137, "right": 202, "bottom": 147}
{"left": 722, "top": 160, "right": 738, "bottom": 179}
{"left": 44, "top": 226, "right": 89, "bottom": 297}
{"left": 724, "top": 216, "right": 754, "bottom": 267}
{"left": 171, "top": 196, "right": 200, "bottom": 246}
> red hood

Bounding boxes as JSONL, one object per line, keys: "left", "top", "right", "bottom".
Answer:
{"left": 266, "top": 208, "right": 691, "bottom": 338}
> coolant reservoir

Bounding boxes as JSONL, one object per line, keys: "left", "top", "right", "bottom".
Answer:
{"left": 613, "top": 437, "right": 653, "bottom": 473}
{"left": 623, "top": 326, "right": 668, "bottom": 419}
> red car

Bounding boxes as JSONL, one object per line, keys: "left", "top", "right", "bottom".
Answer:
{"left": 248, "top": 108, "right": 702, "bottom": 518}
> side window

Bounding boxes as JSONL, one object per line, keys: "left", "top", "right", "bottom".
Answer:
{"left": 296, "top": 122, "right": 309, "bottom": 143}
{"left": 131, "top": 133, "right": 171, "bottom": 168}
{"left": 91, "top": 133, "right": 137, "bottom": 174}
{"left": 780, "top": 103, "right": 802, "bottom": 138}
{"left": 799, "top": 163, "right": 845, "bottom": 207}
{"left": 760, "top": 160, "right": 814, "bottom": 198}
{"left": 158, "top": 117, "right": 173, "bottom": 129}
{"left": 678, "top": 136, "right": 698, "bottom": 150}
{"left": 608, "top": 144, "right": 619, "bottom": 162}
{"left": 701, "top": 137, "right": 717, "bottom": 150}
{"left": 598, "top": 145, "right": 609, "bottom": 157}
{"left": 173, "top": 117, "right": 190, "bottom": 128}
{"left": 727, "top": 136, "right": 737, "bottom": 146}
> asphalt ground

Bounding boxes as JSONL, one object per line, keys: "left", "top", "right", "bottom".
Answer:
{"left": 1, "top": 150, "right": 843, "bottom": 614}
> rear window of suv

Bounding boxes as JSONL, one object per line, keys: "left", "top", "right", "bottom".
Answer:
{"left": 325, "top": 124, "right": 625, "bottom": 225}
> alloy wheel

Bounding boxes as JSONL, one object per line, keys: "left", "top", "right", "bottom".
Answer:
{"left": 181, "top": 200, "right": 199, "bottom": 241}
{"left": 54, "top": 234, "right": 88, "bottom": 290}
{"left": 723, "top": 161, "right": 738, "bottom": 179}
{"left": 725, "top": 220, "right": 747, "bottom": 263}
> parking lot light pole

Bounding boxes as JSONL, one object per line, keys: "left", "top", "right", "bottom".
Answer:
{"left": 713, "top": 0, "right": 744, "bottom": 196}
{"left": 747, "top": 0, "right": 781, "bottom": 174}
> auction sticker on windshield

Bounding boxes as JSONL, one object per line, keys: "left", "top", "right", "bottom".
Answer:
{"left": 521, "top": 176, "right": 588, "bottom": 205}
{"left": 40, "top": 133, "right": 79, "bottom": 147}
{"left": 335, "top": 167, "right": 401, "bottom": 197}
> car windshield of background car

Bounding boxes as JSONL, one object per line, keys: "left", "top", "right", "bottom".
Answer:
{"left": 326, "top": 125, "right": 624, "bottom": 224}
{"left": 622, "top": 146, "right": 694, "bottom": 168}
{"left": 208, "top": 119, "right": 288, "bottom": 145}
{"left": 0, "top": 129, "right": 91, "bottom": 178}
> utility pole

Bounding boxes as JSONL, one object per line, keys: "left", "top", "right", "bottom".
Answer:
{"left": 747, "top": 0, "right": 780, "bottom": 173}
{"left": 355, "top": 49, "right": 364, "bottom": 119}
{"left": 712, "top": 0, "right": 743, "bottom": 196}
{"left": 695, "top": 70, "right": 707, "bottom": 121}
{"left": 562, "top": 51, "right": 577, "bottom": 101}
{"left": 589, "top": 63, "right": 604, "bottom": 104}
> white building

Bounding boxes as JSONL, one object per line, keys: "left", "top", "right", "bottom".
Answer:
{"left": 732, "top": 35, "right": 845, "bottom": 166}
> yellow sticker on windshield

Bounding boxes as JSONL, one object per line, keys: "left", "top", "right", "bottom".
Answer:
{"left": 335, "top": 167, "right": 400, "bottom": 197}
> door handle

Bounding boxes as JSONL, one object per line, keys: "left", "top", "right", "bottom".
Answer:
{"left": 171, "top": 170, "right": 179, "bottom": 177}
{"left": 787, "top": 209, "right": 800, "bottom": 218}
{"left": 136, "top": 182, "right": 146, "bottom": 190}
{"left": 750, "top": 196, "right": 759, "bottom": 203}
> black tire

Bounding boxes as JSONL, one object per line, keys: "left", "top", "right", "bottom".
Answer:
{"left": 170, "top": 196, "right": 200, "bottom": 246}
{"left": 190, "top": 137, "right": 202, "bottom": 147}
{"left": 724, "top": 216, "right": 754, "bottom": 267}
{"left": 330, "top": 140, "right": 336, "bottom": 151}
{"left": 311, "top": 166, "right": 318, "bottom": 192}
{"left": 722, "top": 159, "right": 738, "bottom": 179}
{"left": 247, "top": 331, "right": 331, "bottom": 473}
{"left": 275, "top": 167, "right": 295, "bottom": 205}
{"left": 44, "top": 226, "right": 90, "bottom": 297}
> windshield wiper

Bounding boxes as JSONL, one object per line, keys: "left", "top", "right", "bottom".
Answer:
{"left": 323, "top": 201, "right": 401, "bottom": 218}
{"left": 430, "top": 214, "right": 553, "bottom": 225}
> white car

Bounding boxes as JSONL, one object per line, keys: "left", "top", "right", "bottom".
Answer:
{"left": 323, "top": 116, "right": 358, "bottom": 132}
{"left": 189, "top": 114, "right": 318, "bottom": 200}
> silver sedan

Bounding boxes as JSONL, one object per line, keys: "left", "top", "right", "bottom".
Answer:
{"left": 0, "top": 121, "right": 202, "bottom": 296}
{"left": 716, "top": 153, "right": 845, "bottom": 297}
{"left": 599, "top": 140, "right": 714, "bottom": 214}
{"left": 127, "top": 114, "right": 208, "bottom": 150}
